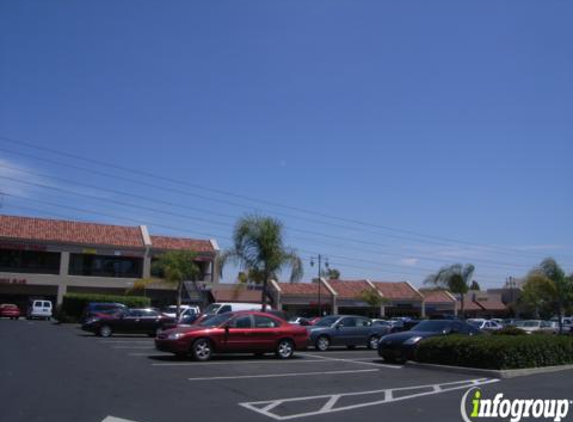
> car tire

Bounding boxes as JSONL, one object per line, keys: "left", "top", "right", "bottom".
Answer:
{"left": 315, "top": 335, "right": 330, "bottom": 351}
{"left": 191, "top": 338, "right": 212, "bottom": 361}
{"left": 99, "top": 325, "right": 113, "bottom": 337}
{"left": 367, "top": 335, "right": 380, "bottom": 350}
{"left": 275, "top": 339, "right": 295, "bottom": 359}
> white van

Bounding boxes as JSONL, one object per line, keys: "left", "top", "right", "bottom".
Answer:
{"left": 203, "top": 302, "right": 272, "bottom": 316}
{"left": 27, "top": 300, "right": 53, "bottom": 320}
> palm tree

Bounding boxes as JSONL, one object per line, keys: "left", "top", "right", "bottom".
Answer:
{"left": 218, "top": 215, "right": 303, "bottom": 311}
{"left": 424, "top": 263, "right": 475, "bottom": 319}
{"left": 524, "top": 258, "right": 572, "bottom": 334}
{"left": 149, "top": 250, "right": 200, "bottom": 318}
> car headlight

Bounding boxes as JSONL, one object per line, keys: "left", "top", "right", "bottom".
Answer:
{"left": 403, "top": 336, "right": 423, "bottom": 345}
{"left": 167, "top": 332, "right": 185, "bottom": 340}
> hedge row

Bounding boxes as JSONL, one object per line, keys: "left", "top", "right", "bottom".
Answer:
{"left": 414, "top": 335, "right": 573, "bottom": 370}
{"left": 60, "top": 293, "right": 151, "bottom": 320}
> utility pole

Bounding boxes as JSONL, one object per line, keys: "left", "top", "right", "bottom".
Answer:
{"left": 310, "top": 255, "right": 329, "bottom": 317}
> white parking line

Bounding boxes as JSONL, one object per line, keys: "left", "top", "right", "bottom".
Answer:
{"left": 297, "top": 352, "right": 402, "bottom": 369}
{"left": 152, "top": 357, "right": 335, "bottom": 367}
{"left": 239, "top": 378, "right": 500, "bottom": 420}
{"left": 189, "top": 369, "right": 378, "bottom": 381}
{"left": 111, "top": 346, "right": 155, "bottom": 349}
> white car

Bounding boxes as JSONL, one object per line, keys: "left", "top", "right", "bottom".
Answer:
{"left": 467, "top": 319, "right": 503, "bottom": 331}
{"left": 27, "top": 300, "right": 53, "bottom": 320}
{"left": 162, "top": 305, "right": 200, "bottom": 318}
{"left": 514, "top": 320, "right": 558, "bottom": 334}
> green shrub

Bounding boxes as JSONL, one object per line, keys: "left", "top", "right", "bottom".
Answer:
{"left": 491, "top": 326, "right": 526, "bottom": 336}
{"left": 414, "top": 335, "right": 573, "bottom": 370}
{"left": 61, "top": 293, "right": 151, "bottom": 319}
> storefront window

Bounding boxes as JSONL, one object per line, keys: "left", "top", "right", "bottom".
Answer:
{"left": 0, "top": 248, "right": 61, "bottom": 274}
{"left": 68, "top": 253, "right": 143, "bottom": 278}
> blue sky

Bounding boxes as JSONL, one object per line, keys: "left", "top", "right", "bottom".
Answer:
{"left": 0, "top": 1, "right": 571, "bottom": 288}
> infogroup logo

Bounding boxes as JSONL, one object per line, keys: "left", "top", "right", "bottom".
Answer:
{"left": 461, "top": 388, "right": 571, "bottom": 422}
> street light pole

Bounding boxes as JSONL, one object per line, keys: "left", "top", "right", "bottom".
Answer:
{"left": 310, "top": 255, "right": 329, "bottom": 317}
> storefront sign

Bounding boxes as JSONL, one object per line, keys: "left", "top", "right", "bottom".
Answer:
{"left": 0, "top": 278, "right": 27, "bottom": 285}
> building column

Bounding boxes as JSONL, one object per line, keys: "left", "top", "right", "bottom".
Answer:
{"left": 57, "top": 284, "right": 67, "bottom": 306}
{"left": 143, "top": 249, "right": 151, "bottom": 279}
{"left": 420, "top": 301, "right": 426, "bottom": 318}
{"left": 57, "top": 252, "right": 70, "bottom": 305}
{"left": 380, "top": 304, "right": 386, "bottom": 318}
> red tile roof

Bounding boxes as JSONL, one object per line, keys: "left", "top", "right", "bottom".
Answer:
{"left": 475, "top": 299, "right": 507, "bottom": 311}
{"left": 419, "top": 289, "right": 456, "bottom": 304}
{"left": 0, "top": 215, "right": 143, "bottom": 248}
{"left": 0, "top": 214, "right": 215, "bottom": 253}
{"left": 150, "top": 235, "right": 214, "bottom": 253}
{"left": 326, "top": 280, "right": 373, "bottom": 299}
{"left": 371, "top": 281, "right": 422, "bottom": 301}
{"left": 456, "top": 300, "right": 484, "bottom": 312}
{"left": 277, "top": 282, "right": 332, "bottom": 297}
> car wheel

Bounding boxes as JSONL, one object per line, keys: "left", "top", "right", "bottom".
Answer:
{"left": 191, "top": 338, "right": 212, "bottom": 361}
{"left": 368, "top": 335, "right": 380, "bottom": 350}
{"left": 99, "top": 325, "right": 112, "bottom": 337}
{"left": 315, "top": 336, "right": 330, "bottom": 351}
{"left": 275, "top": 339, "right": 294, "bottom": 359}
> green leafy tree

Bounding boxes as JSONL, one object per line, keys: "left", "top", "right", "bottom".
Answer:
{"left": 424, "top": 264, "right": 475, "bottom": 319}
{"left": 470, "top": 280, "right": 481, "bottom": 291}
{"left": 148, "top": 250, "right": 200, "bottom": 317}
{"left": 326, "top": 268, "right": 341, "bottom": 280}
{"left": 218, "top": 215, "right": 303, "bottom": 311}
{"left": 522, "top": 258, "right": 572, "bottom": 333}
{"left": 359, "top": 288, "right": 388, "bottom": 317}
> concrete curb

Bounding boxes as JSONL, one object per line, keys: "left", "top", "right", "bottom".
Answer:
{"left": 406, "top": 362, "right": 573, "bottom": 379}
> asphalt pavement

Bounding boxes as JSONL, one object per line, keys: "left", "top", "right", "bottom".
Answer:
{"left": 1, "top": 319, "right": 571, "bottom": 422}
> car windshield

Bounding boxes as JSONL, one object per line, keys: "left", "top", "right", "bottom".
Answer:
{"left": 411, "top": 321, "right": 453, "bottom": 332}
{"left": 203, "top": 304, "right": 221, "bottom": 314}
{"left": 197, "top": 313, "right": 231, "bottom": 328}
{"left": 313, "top": 316, "right": 340, "bottom": 327}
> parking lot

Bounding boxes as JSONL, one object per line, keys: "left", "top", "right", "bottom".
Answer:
{"left": 1, "top": 319, "right": 572, "bottom": 422}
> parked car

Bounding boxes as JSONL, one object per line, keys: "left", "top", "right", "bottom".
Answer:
{"left": 27, "top": 300, "right": 52, "bottom": 320}
{"left": 155, "top": 311, "right": 308, "bottom": 361}
{"left": 308, "top": 315, "right": 391, "bottom": 351}
{"left": 371, "top": 319, "right": 404, "bottom": 333}
{"left": 288, "top": 316, "right": 312, "bottom": 326}
{"left": 467, "top": 319, "right": 503, "bottom": 332}
{"left": 81, "top": 308, "right": 176, "bottom": 337}
{"left": 162, "top": 305, "right": 201, "bottom": 319}
{"left": 202, "top": 302, "right": 273, "bottom": 317}
{"left": 0, "top": 303, "right": 21, "bottom": 320}
{"left": 377, "top": 319, "right": 482, "bottom": 363}
{"left": 513, "top": 320, "right": 558, "bottom": 334}
{"left": 81, "top": 302, "right": 127, "bottom": 322}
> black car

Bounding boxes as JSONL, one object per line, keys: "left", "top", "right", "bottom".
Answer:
{"left": 80, "top": 302, "right": 127, "bottom": 323}
{"left": 308, "top": 315, "right": 391, "bottom": 351}
{"left": 81, "top": 308, "right": 176, "bottom": 337}
{"left": 377, "top": 319, "right": 481, "bottom": 363}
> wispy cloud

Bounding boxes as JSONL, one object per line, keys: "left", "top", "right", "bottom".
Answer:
{"left": 399, "top": 257, "right": 419, "bottom": 266}
{"left": 0, "top": 158, "right": 44, "bottom": 198}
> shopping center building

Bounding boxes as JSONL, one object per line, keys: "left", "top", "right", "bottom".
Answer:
{"left": 0, "top": 215, "right": 219, "bottom": 308}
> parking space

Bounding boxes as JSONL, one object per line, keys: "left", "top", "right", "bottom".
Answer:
{"left": 1, "top": 320, "right": 571, "bottom": 422}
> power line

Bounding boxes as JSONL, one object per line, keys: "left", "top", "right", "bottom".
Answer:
{"left": 0, "top": 135, "right": 554, "bottom": 260}
{"left": 0, "top": 191, "right": 517, "bottom": 283}
{"left": 0, "top": 171, "right": 534, "bottom": 272}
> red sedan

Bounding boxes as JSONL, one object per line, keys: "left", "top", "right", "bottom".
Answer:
{"left": 155, "top": 311, "right": 309, "bottom": 361}
{"left": 0, "top": 304, "right": 21, "bottom": 320}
